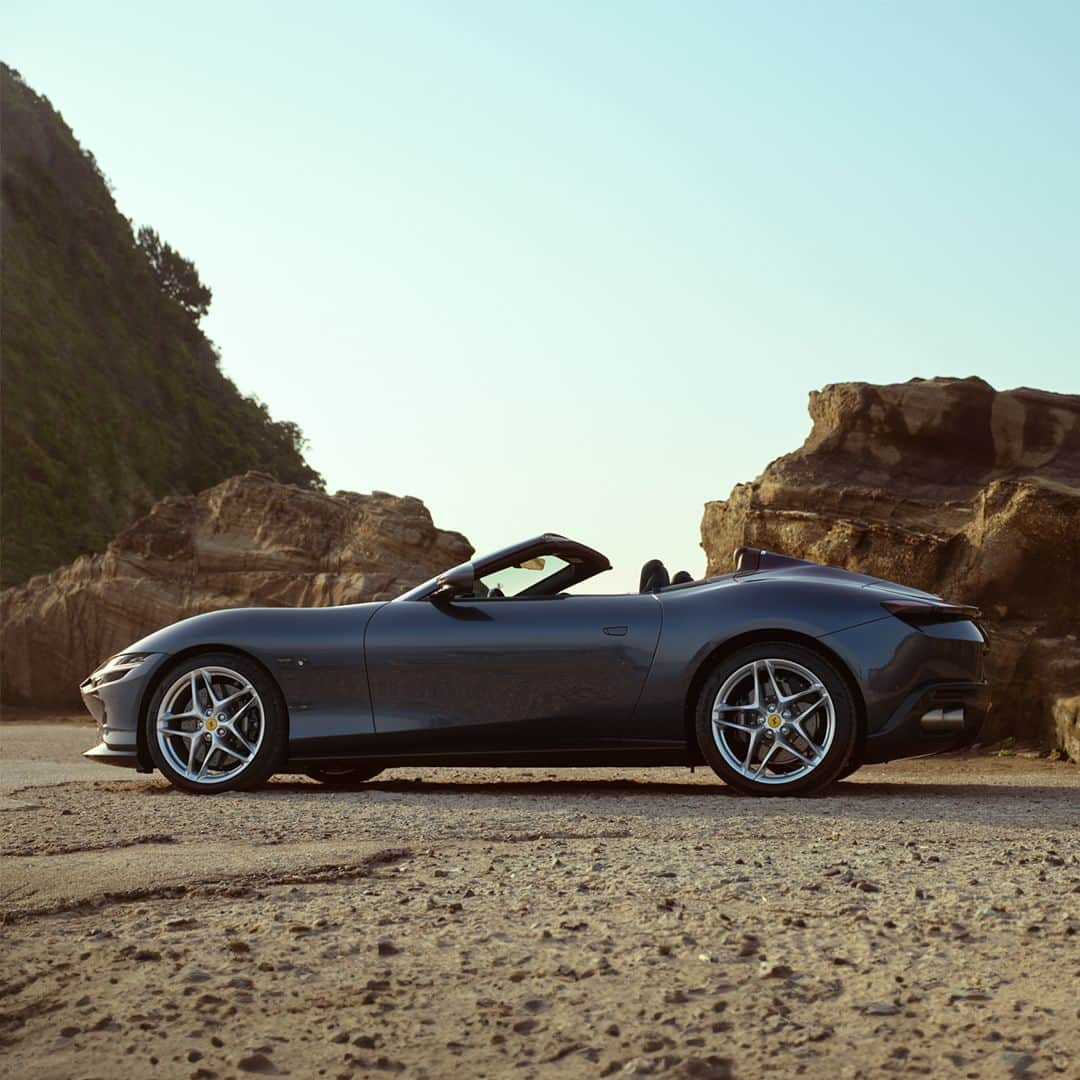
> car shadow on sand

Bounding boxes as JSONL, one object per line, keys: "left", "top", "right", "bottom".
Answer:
{"left": 242, "top": 773, "right": 1079, "bottom": 828}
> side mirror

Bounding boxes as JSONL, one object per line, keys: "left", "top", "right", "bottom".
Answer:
{"left": 432, "top": 562, "right": 475, "bottom": 600}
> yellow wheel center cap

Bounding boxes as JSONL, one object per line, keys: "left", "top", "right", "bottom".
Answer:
{"left": 205, "top": 717, "right": 218, "bottom": 732}
{"left": 766, "top": 714, "right": 782, "bottom": 729}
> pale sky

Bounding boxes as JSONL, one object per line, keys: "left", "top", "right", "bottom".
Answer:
{"left": 4, "top": 2, "right": 1078, "bottom": 590}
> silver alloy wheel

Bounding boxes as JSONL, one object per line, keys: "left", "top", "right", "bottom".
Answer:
{"left": 710, "top": 658, "right": 836, "bottom": 786}
{"left": 155, "top": 666, "right": 265, "bottom": 785}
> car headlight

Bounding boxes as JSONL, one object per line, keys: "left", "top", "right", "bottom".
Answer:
{"left": 90, "top": 652, "right": 155, "bottom": 686}
{"left": 112, "top": 653, "right": 153, "bottom": 667}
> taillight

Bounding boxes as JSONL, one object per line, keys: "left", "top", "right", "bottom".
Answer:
{"left": 881, "top": 600, "right": 981, "bottom": 627}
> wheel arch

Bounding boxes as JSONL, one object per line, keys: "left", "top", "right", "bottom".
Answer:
{"left": 682, "top": 629, "right": 866, "bottom": 753}
{"left": 135, "top": 644, "right": 290, "bottom": 771}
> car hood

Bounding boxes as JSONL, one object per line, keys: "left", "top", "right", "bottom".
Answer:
{"left": 117, "top": 602, "right": 388, "bottom": 657}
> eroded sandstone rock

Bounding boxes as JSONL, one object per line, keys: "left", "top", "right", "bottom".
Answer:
{"left": 1, "top": 472, "right": 472, "bottom": 707}
{"left": 701, "top": 377, "right": 1079, "bottom": 756}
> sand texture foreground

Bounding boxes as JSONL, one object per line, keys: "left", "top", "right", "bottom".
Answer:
{"left": 1, "top": 723, "right": 1077, "bottom": 1079}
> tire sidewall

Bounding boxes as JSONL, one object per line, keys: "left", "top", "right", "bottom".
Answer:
{"left": 834, "top": 759, "right": 863, "bottom": 782}
{"left": 695, "top": 642, "right": 857, "bottom": 796}
{"left": 145, "top": 651, "right": 287, "bottom": 794}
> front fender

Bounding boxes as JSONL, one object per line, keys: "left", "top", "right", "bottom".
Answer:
{"left": 81, "top": 603, "right": 386, "bottom": 764}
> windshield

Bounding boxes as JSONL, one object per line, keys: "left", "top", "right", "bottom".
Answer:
{"left": 473, "top": 555, "right": 572, "bottom": 598}
{"left": 395, "top": 534, "right": 611, "bottom": 601}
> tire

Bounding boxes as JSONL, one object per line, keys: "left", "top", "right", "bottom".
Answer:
{"left": 305, "top": 767, "right": 383, "bottom": 786}
{"left": 145, "top": 651, "right": 287, "bottom": 794}
{"left": 695, "top": 642, "right": 857, "bottom": 796}
{"left": 834, "top": 759, "right": 863, "bottom": 782}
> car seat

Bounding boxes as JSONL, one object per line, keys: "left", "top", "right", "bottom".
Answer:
{"left": 639, "top": 559, "right": 670, "bottom": 593}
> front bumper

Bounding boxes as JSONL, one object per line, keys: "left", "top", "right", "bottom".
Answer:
{"left": 80, "top": 653, "right": 166, "bottom": 772}
{"left": 83, "top": 741, "right": 140, "bottom": 768}
{"left": 862, "top": 680, "right": 991, "bottom": 764}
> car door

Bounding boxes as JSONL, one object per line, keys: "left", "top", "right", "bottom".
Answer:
{"left": 363, "top": 592, "right": 662, "bottom": 753}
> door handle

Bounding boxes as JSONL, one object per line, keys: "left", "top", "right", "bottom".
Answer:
{"left": 602, "top": 626, "right": 628, "bottom": 636}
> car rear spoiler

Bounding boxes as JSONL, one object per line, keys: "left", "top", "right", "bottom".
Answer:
{"left": 733, "top": 547, "right": 817, "bottom": 573}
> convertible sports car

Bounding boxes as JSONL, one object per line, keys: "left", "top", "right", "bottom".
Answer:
{"left": 80, "top": 534, "right": 990, "bottom": 796}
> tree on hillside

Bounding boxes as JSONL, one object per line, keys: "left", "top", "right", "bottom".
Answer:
{"left": 136, "top": 226, "right": 213, "bottom": 322}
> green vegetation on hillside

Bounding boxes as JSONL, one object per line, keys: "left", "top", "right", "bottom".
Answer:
{"left": 0, "top": 64, "right": 324, "bottom": 587}
{"left": 136, "top": 226, "right": 213, "bottom": 323}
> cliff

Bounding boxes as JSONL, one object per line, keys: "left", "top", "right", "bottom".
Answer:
{"left": 0, "top": 473, "right": 472, "bottom": 707}
{"left": 701, "top": 377, "right": 1080, "bottom": 759}
{"left": 1, "top": 64, "right": 323, "bottom": 587}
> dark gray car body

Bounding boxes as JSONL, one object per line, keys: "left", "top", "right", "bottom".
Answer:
{"left": 81, "top": 535, "right": 990, "bottom": 774}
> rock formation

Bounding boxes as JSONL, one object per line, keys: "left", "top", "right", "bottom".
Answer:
{"left": 701, "top": 377, "right": 1079, "bottom": 759}
{"left": 1, "top": 473, "right": 472, "bottom": 708}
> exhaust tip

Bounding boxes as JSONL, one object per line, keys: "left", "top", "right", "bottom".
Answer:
{"left": 920, "top": 706, "right": 965, "bottom": 733}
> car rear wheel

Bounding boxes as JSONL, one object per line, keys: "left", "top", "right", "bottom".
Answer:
{"left": 146, "top": 652, "right": 286, "bottom": 794}
{"left": 695, "top": 643, "right": 857, "bottom": 796}
{"left": 304, "top": 767, "right": 383, "bottom": 786}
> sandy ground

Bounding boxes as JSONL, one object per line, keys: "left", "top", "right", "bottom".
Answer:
{"left": 1, "top": 722, "right": 1077, "bottom": 1080}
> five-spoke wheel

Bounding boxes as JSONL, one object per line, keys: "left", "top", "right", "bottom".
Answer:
{"left": 695, "top": 643, "right": 856, "bottom": 795}
{"left": 146, "top": 653, "right": 286, "bottom": 793}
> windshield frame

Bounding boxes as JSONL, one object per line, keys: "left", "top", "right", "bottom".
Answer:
{"left": 396, "top": 534, "right": 612, "bottom": 601}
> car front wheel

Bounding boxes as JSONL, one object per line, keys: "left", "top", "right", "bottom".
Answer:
{"left": 146, "top": 652, "right": 286, "bottom": 794}
{"left": 695, "top": 643, "right": 857, "bottom": 796}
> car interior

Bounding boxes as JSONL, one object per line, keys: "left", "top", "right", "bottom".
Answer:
{"left": 462, "top": 555, "right": 696, "bottom": 599}
{"left": 414, "top": 536, "right": 701, "bottom": 602}
{"left": 638, "top": 559, "right": 694, "bottom": 593}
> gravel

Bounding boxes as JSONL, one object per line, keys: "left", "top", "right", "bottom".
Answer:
{"left": 1, "top": 722, "right": 1077, "bottom": 1078}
